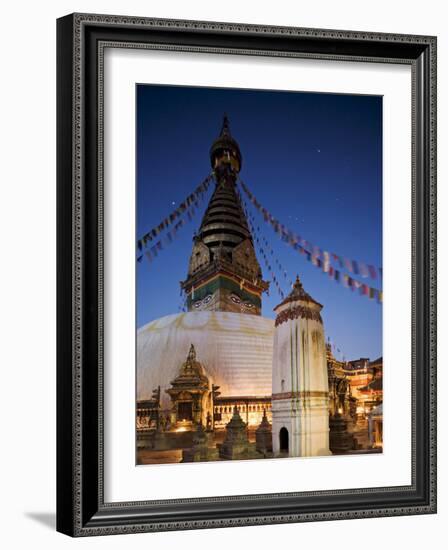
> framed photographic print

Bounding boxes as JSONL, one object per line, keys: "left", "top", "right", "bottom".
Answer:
{"left": 56, "top": 13, "right": 437, "bottom": 536}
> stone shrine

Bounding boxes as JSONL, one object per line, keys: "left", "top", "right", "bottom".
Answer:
{"left": 219, "top": 406, "right": 250, "bottom": 460}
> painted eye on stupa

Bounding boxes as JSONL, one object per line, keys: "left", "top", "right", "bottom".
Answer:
{"left": 193, "top": 300, "right": 202, "bottom": 308}
{"left": 202, "top": 294, "right": 212, "bottom": 304}
{"left": 244, "top": 302, "right": 254, "bottom": 309}
{"left": 230, "top": 294, "right": 241, "bottom": 304}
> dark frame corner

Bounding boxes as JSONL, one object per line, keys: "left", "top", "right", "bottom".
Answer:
{"left": 57, "top": 13, "right": 437, "bottom": 537}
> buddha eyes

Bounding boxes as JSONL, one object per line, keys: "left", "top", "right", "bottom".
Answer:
{"left": 230, "top": 294, "right": 242, "bottom": 304}
{"left": 193, "top": 294, "right": 213, "bottom": 308}
{"left": 230, "top": 294, "right": 254, "bottom": 308}
{"left": 193, "top": 293, "right": 254, "bottom": 309}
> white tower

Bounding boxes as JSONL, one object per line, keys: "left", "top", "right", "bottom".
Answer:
{"left": 271, "top": 276, "right": 330, "bottom": 457}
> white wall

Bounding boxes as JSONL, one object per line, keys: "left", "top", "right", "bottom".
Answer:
{"left": 0, "top": 1, "right": 445, "bottom": 548}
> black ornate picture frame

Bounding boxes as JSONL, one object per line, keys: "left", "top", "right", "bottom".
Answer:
{"left": 56, "top": 13, "right": 437, "bottom": 536}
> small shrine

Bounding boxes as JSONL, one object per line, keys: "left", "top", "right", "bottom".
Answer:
{"left": 329, "top": 413, "right": 354, "bottom": 454}
{"left": 255, "top": 409, "right": 272, "bottom": 454}
{"left": 166, "top": 344, "right": 211, "bottom": 430}
{"left": 219, "top": 406, "right": 250, "bottom": 460}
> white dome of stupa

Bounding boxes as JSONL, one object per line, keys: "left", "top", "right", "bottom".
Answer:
{"left": 137, "top": 311, "right": 274, "bottom": 408}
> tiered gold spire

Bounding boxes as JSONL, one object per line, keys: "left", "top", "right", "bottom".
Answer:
{"left": 181, "top": 116, "right": 268, "bottom": 315}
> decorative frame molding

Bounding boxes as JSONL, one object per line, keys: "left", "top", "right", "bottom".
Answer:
{"left": 57, "top": 13, "right": 437, "bottom": 536}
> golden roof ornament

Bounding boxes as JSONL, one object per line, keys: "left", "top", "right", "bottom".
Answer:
{"left": 187, "top": 343, "right": 196, "bottom": 364}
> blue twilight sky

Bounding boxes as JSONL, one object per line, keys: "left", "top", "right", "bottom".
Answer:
{"left": 136, "top": 84, "right": 382, "bottom": 362}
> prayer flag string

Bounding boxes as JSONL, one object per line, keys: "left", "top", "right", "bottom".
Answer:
{"left": 241, "top": 199, "right": 288, "bottom": 301}
{"left": 137, "top": 174, "right": 213, "bottom": 252}
{"left": 327, "top": 337, "right": 346, "bottom": 362}
{"left": 239, "top": 178, "right": 382, "bottom": 282}
{"left": 240, "top": 186, "right": 383, "bottom": 304}
{"left": 242, "top": 201, "right": 293, "bottom": 299}
{"left": 137, "top": 191, "right": 207, "bottom": 265}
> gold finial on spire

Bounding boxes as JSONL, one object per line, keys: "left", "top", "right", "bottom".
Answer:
{"left": 221, "top": 113, "right": 231, "bottom": 136}
{"left": 187, "top": 343, "right": 196, "bottom": 363}
{"left": 293, "top": 275, "right": 303, "bottom": 290}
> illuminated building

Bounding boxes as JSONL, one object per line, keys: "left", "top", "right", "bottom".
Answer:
{"left": 345, "top": 356, "right": 383, "bottom": 421}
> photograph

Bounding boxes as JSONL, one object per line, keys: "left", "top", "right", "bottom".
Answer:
{"left": 135, "top": 84, "right": 384, "bottom": 465}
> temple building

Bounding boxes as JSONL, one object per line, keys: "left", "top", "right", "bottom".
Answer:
{"left": 137, "top": 116, "right": 274, "bottom": 451}
{"left": 326, "top": 343, "right": 356, "bottom": 419}
{"left": 136, "top": 115, "right": 383, "bottom": 463}
{"left": 325, "top": 347, "right": 383, "bottom": 452}
{"left": 345, "top": 356, "right": 383, "bottom": 422}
